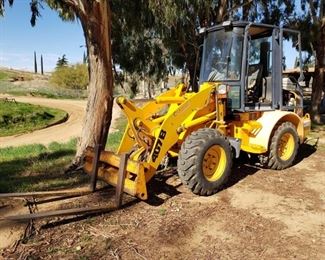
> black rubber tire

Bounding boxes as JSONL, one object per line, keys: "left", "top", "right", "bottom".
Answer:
{"left": 177, "top": 128, "right": 232, "bottom": 196}
{"left": 267, "top": 122, "right": 299, "bottom": 170}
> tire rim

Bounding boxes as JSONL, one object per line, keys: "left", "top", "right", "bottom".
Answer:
{"left": 202, "top": 145, "right": 227, "bottom": 181}
{"left": 278, "top": 132, "right": 295, "bottom": 161}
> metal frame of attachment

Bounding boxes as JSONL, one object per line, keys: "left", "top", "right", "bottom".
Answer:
{"left": 0, "top": 206, "right": 113, "bottom": 222}
{"left": 0, "top": 136, "right": 131, "bottom": 221}
{"left": 115, "top": 153, "right": 129, "bottom": 208}
{"left": 0, "top": 187, "right": 113, "bottom": 222}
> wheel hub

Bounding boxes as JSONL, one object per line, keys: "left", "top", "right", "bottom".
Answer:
{"left": 202, "top": 145, "right": 227, "bottom": 181}
{"left": 277, "top": 132, "right": 295, "bottom": 161}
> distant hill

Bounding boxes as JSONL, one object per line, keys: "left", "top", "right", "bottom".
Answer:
{"left": 0, "top": 67, "right": 50, "bottom": 82}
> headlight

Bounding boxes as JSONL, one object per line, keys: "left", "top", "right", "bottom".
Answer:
{"left": 218, "top": 84, "right": 227, "bottom": 94}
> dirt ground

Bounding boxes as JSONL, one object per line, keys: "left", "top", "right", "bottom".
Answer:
{"left": 1, "top": 139, "right": 324, "bottom": 259}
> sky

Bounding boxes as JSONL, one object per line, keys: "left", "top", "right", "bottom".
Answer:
{"left": 0, "top": 0, "right": 85, "bottom": 72}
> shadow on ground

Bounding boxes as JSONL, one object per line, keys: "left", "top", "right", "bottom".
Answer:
{"left": 0, "top": 149, "right": 90, "bottom": 193}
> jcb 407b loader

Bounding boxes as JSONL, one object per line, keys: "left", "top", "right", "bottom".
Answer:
{"left": 84, "top": 22, "right": 311, "bottom": 200}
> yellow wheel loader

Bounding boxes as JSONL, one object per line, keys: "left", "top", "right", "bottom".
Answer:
{"left": 83, "top": 22, "right": 311, "bottom": 202}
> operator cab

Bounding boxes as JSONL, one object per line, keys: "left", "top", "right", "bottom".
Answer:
{"left": 199, "top": 21, "right": 304, "bottom": 115}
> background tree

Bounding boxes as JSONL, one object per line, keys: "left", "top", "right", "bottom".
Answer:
{"left": 111, "top": 0, "right": 169, "bottom": 97}
{"left": 149, "top": 0, "right": 324, "bottom": 123}
{"left": 291, "top": 0, "right": 325, "bottom": 123}
{"left": 148, "top": 0, "right": 254, "bottom": 92}
{"left": 251, "top": 0, "right": 325, "bottom": 123}
{"left": 34, "top": 51, "right": 37, "bottom": 74}
{"left": 40, "top": 54, "right": 44, "bottom": 75}
{"left": 0, "top": 0, "right": 114, "bottom": 163}
{"left": 56, "top": 54, "right": 68, "bottom": 68}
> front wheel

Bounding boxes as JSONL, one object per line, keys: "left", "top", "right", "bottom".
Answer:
{"left": 177, "top": 128, "right": 232, "bottom": 196}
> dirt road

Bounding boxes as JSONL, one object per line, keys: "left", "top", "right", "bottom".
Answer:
{"left": 0, "top": 95, "right": 121, "bottom": 148}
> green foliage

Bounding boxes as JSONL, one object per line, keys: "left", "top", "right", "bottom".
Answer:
{"left": 45, "top": 0, "right": 76, "bottom": 21}
{"left": 0, "top": 101, "right": 67, "bottom": 136}
{"left": 111, "top": 1, "right": 169, "bottom": 84}
{"left": 56, "top": 54, "right": 68, "bottom": 68}
{"left": 50, "top": 63, "right": 89, "bottom": 89}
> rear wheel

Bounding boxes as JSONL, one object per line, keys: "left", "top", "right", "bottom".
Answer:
{"left": 267, "top": 122, "right": 299, "bottom": 170}
{"left": 177, "top": 128, "right": 232, "bottom": 196}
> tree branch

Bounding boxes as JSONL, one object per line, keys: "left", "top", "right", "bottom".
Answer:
{"left": 60, "top": 0, "right": 86, "bottom": 20}
{"left": 308, "top": 0, "right": 318, "bottom": 24}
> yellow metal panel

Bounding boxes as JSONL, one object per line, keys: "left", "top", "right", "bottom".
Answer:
{"left": 182, "top": 111, "right": 216, "bottom": 129}
{"left": 303, "top": 113, "right": 311, "bottom": 137}
{"left": 155, "top": 96, "right": 186, "bottom": 104}
{"left": 147, "top": 84, "right": 216, "bottom": 169}
{"left": 85, "top": 148, "right": 140, "bottom": 175}
{"left": 116, "top": 124, "right": 135, "bottom": 154}
{"left": 249, "top": 110, "right": 307, "bottom": 151}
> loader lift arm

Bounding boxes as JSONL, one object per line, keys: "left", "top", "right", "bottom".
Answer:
{"left": 83, "top": 83, "right": 219, "bottom": 200}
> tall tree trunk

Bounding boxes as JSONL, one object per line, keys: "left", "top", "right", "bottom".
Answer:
{"left": 74, "top": 0, "right": 114, "bottom": 161}
{"left": 40, "top": 54, "right": 44, "bottom": 75}
{"left": 188, "top": 59, "right": 198, "bottom": 92}
{"left": 311, "top": 24, "right": 325, "bottom": 124}
{"left": 34, "top": 51, "right": 37, "bottom": 74}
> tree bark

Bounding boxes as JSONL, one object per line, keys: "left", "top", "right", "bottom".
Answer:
{"left": 187, "top": 57, "right": 199, "bottom": 92}
{"left": 216, "top": 0, "right": 228, "bottom": 23}
{"left": 311, "top": 23, "right": 325, "bottom": 124}
{"left": 73, "top": 0, "right": 114, "bottom": 162}
{"left": 147, "top": 80, "right": 152, "bottom": 98}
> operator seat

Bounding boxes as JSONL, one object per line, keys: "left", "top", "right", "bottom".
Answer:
{"left": 247, "top": 64, "right": 263, "bottom": 99}
{"left": 247, "top": 41, "right": 269, "bottom": 103}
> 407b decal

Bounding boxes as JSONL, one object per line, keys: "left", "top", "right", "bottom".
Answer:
{"left": 152, "top": 130, "right": 167, "bottom": 162}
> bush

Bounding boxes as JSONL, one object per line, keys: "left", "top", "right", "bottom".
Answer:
{"left": 50, "top": 63, "right": 89, "bottom": 89}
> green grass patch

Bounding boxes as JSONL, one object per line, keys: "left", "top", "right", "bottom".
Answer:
{"left": 0, "top": 101, "right": 67, "bottom": 137}
{"left": 106, "top": 115, "right": 127, "bottom": 152}
{"left": 0, "top": 71, "right": 9, "bottom": 81}
{"left": 0, "top": 139, "right": 90, "bottom": 193}
{"left": 0, "top": 115, "right": 128, "bottom": 193}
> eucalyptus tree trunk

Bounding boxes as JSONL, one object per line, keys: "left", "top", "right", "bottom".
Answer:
{"left": 311, "top": 24, "right": 325, "bottom": 124}
{"left": 68, "top": 0, "right": 114, "bottom": 162}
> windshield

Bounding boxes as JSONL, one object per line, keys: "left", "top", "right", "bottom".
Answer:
{"left": 200, "top": 27, "right": 244, "bottom": 82}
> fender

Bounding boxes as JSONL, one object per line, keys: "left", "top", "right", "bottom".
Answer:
{"left": 249, "top": 110, "right": 305, "bottom": 151}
